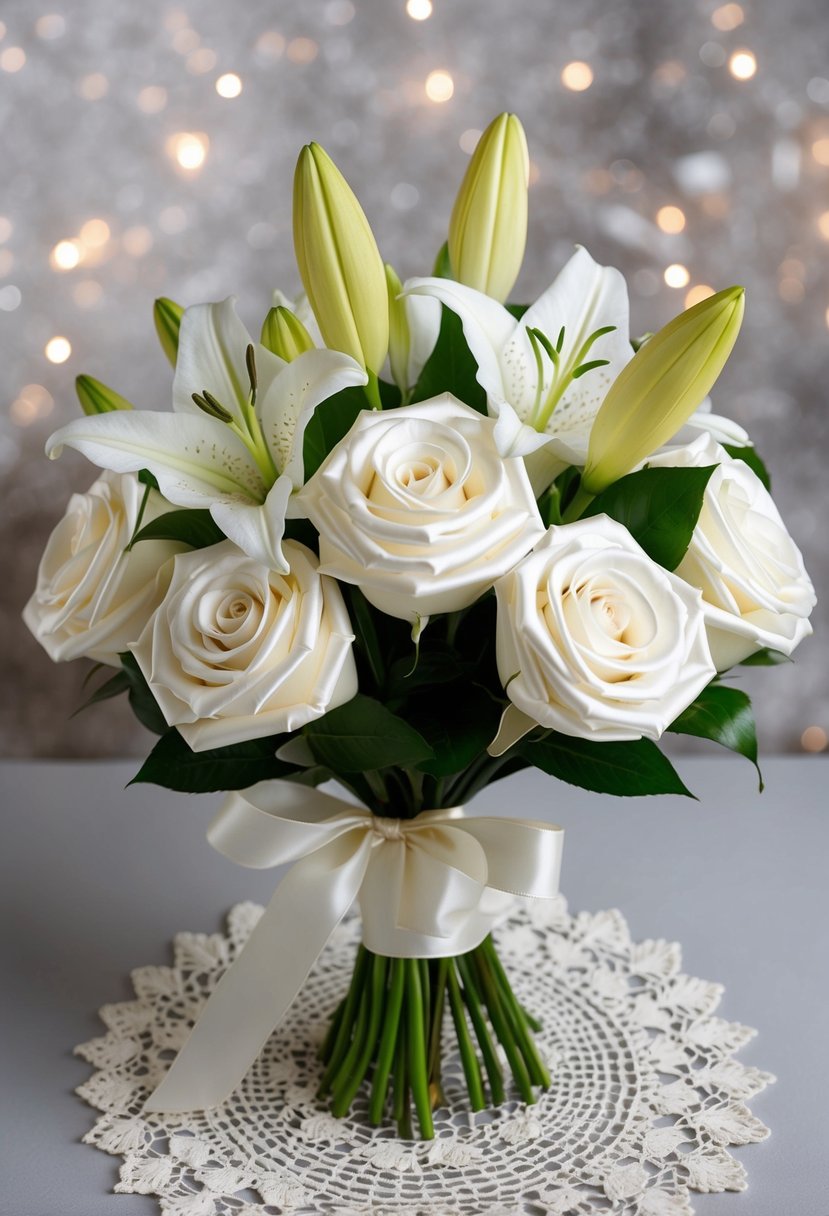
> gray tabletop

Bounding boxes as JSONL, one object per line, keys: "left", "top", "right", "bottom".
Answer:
{"left": 1, "top": 757, "right": 827, "bottom": 1216}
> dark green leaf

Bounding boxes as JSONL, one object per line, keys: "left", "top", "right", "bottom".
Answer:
{"left": 130, "top": 729, "right": 294, "bottom": 792}
{"left": 506, "top": 303, "right": 529, "bottom": 320}
{"left": 386, "top": 642, "right": 470, "bottom": 698}
{"left": 378, "top": 377, "right": 402, "bottom": 408}
{"left": 723, "top": 444, "right": 771, "bottom": 491}
{"left": 739, "top": 647, "right": 791, "bottom": 667}
{"left": 303, "top": 385, "right": 367, "bottom": 481}
{"left": 518, "top": 731, "right": 694, "bottom": 797}
{"left": 410, "top": 307, "right": 487, "bottom": 412}
{"left": 304, "top": 694, "right": 434, "bottom": 772}
{"left": 432, "top": 241, "right": 451, "bottom": 278}
{"left": 132, "top": 508, "right": 225, "bottom": 549}
{"left": 412, "top": 685, "right": 502, "bottom": 777}
{"left": 668, "top": 684, "right": 762, "bottom": 789}
{"left": 71, "top": 668, "right": 130, "bottom": 717}
{"left": 119, "top": 652, "right": 169, "bottom": 735}
{"left": 583, "top": 465, "right": 716, "bottom": 569}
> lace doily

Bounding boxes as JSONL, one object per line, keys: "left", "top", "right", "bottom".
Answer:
{"left": 75, "top": 901, "right": 774, "bottom": 1215}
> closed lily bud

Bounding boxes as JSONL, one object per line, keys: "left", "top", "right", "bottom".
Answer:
{"left": 581, "top": 285, "right": 745, "bottom": 495}
{"left": 448, "top": 112, "right": 529, "bottom": 303}
{"left": 153, "top": 297, "right": 184, "bottom": 367}
{"left": 385, "top": 263, "right": 410, "bottom": 393}
{"left": 75, "top": 374, "right": 134, "bottom": 415}
{"left": 293, "top": 142, "right": 389, "bottom": 378}
{"left": 260, "top": 305, "right": 316, "bottom": 362}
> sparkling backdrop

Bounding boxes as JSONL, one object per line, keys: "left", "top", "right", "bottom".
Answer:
{"left": 1, "top": 0, "right": 827, "bottom": 757}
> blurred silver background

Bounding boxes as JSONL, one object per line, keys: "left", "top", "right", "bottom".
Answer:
{"left": 1, "top": 0, "right": 826, "bottom": 758}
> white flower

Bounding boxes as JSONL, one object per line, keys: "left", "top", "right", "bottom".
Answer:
{"left": 490, "top": 517, "right": 716, "bottom": 750}
{"left": 46, "top": 298, "right": 367, "bottom": 571}
{"left": 646, "top": 434, "right": 815, "bottom": 668}
{"left": 131, "top": 539, "right": 357, "bottom": 751}
{"left": 298, "top": 394, "right": 545, "bottom": 625}
{"left": 23, "top": 471, "right": 180, "bottom": 665}
{"left": 406, "top": 246, "right": 633, "bottom": 481}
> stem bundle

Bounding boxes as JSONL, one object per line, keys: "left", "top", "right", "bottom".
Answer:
{"left": 317, "top": 934, "right": 549, "bottom": 1139}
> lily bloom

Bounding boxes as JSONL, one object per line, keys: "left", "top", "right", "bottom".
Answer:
{"left": 47, "top": 297, "right": 366, "bottom": 571}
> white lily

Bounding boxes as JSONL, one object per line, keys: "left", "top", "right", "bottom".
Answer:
{"left": 406, "top": 245, "right": 633, "bottom": 488}
{"left": 46, "top": 297, "right": 367, "bottom": 571}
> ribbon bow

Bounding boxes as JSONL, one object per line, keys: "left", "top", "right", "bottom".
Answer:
{"left": 144, "top": 781, "right": 564, "bottom": 1112}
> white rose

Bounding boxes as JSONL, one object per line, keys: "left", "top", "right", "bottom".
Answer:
{"left": 132, "top": 539, "right": 357, "bottom": 751}
{"left": 646, "top": 434, "right": 816, "bottom": 669}
{"left": 298, "top": 394, "right": 545, "bottom": 623}
{"left": 492, "top": 517, "right": 716, "bottom": 748}
{"left": 23, "top": 471, "right": 180, "bottom": 665}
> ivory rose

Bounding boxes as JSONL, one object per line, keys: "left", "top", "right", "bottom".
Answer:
{"left": 131, "top": 539, "right": 357, "bottom": 750}
{"left": 23, "top": 471, "right": 181, "bottom": 665}
{"left": 298, "top": 394, "right": 545, "bottom": 623}
{"left": 491, "top": 517, "right": 716, "bottom": 750}
{"left": 646, "top": 434, "right": 816, "bottom": 669}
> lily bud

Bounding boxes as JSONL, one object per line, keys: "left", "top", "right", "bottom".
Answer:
{"left": 75, "top": 374, "right": 134, "bottom": 415}
{"left": 260, "top": 305, "right": 316, "bottom": 362}
{"left": 154, "top": 297, "right": 184, "bottom": 367}
{"left": 384, "top": 263, "right": 410, "bottom": 393}
{"left": 448, "top": 112, "right": 529, "bottom": 303}
{"left": 581, "top": 285, "right": 745, "bottom": 495}
{"left": 293, "top": 142, "right": 388, "bottom": 375}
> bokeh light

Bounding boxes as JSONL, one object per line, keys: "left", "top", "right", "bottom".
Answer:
{"left": 656, "top": 205, "right": 686, "bottom": 233}
{"left": 728, "top": 50, "right": 757, "bottom": 80}
{"left": 44, "top": 336, "right": 72, "bottom": 364}
{"left": 216, "top": 72, "right": 243, "bottom": 98}
{"left": 664, "top": 263, "right": 690, "bottom": 288}
{"left": 406, "top": 0, "right": 433, "bottom": 18}
{"left": 561, "top": 61, "right": 593, "bottom": 91}
{"left": 425, "top": 70, "right": 454, "bottom": 102}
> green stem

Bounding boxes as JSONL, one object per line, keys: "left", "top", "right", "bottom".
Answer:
{"left": 482, "top": 937, "right": 550, "bottom": 1089}
{"left": 406, "top": 960, "right": 434, "bottom": 1138}
{"left": 427, "top": 958, "right": 448, "bottom": 1110}
{"left": 470, "top": 950, "right": 535, "bottom": 1104}
{"left": 318, "top": 946, "right": 368, "bottom": 1096}
{"left": 364, "top": 370, "right": 383, "bottom": 410}
{"left": 332, "top": 954, "right": 388, "bottom": 1116}
{"left": 562, "top": 482, "right": 595, "bottom": 522}
{"left": 393, "top": 1006, "right": 412, "bottom": 1138}
{"left": 446, "top": 961, "right": 486, "bottom": 1111}
{"left": 369, "top": 958, "right": 405, "bottom": 1125}
{"left": 456, "top": 953, "right": 505, "bottom": 1105}
{"left": 328, "top": 976, "right": 371, "bottom": 1108}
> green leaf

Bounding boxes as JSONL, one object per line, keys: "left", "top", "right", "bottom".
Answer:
{"left": 412, "top": 685, "right": 502, "bottom": 777}
{"left": 723, "top": 444, "right": 771, "bottom": 491}
{"left": 137, "top": 469, "right": 160, "bottom": 490}
{"left": 132, "top": 508, "right": 225, "bottom": 549}
{"left": 130, "top": 729, "right": 294, "bottom": 792}
{"left": 303, "top": 385, "right": 367, "bottom": 481}
{"left": 386, "top": 642, "right": 470, "bottom": 698}
{"left": 154, "top": 296, "right": 184, "bottom": 367}
{"left": 739, "top": 647, "right": 791, "bottom": 667}
{"left": 71, "top": 668, "right": 131, "bottom": 717}
{"left": 518, "top": 732, "right": 694, "bottom": 797}
{"left": 304, "top": 694, "right": 434, "bottom": 772}
{"left": 668, "top": 684, "right": 762, "bottom": 789}
{"left": 410, "top": 307, "right": 487, "bottom": 413}
{"left": 583, "top": 465, "right": 716, "bottom": 569}
{"left": 119, "top": 652, "right": 169, "bottom": 735}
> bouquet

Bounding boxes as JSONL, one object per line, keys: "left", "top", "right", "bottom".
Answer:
{"left": 26, "top": 114, "right": 815, "bottom": 1139}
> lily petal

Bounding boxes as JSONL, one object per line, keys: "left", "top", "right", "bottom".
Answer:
{"left": 405, "top": 276, "right": 516, "bottom": 402}
{"left": 173, "top": 297, "right": 285, "bottom": 424}
{"left": 257, "top": 347, "right": 367, "bottom": 487}
{"left": 46, "top": 410, "right": 265, "bottom": 506}
{"left": 210, "top": 476, "right": 293, "bottom": 570}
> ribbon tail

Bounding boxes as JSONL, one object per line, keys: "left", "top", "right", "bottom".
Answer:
{"left": 144, "top": 831, "right": 371, "bottom": 1113}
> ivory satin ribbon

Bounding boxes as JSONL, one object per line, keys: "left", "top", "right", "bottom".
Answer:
{"left": 144, "top": 780, "right": 564, "bottom": 1113}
